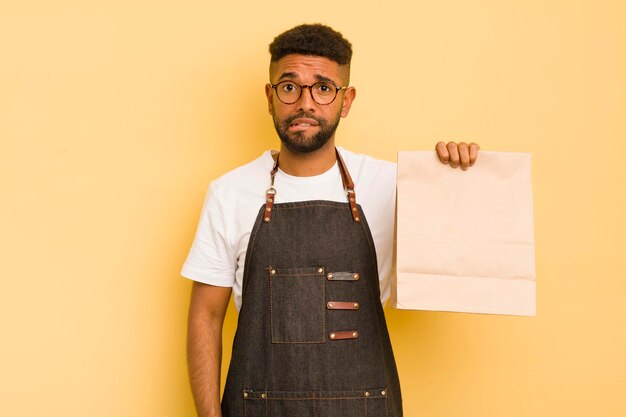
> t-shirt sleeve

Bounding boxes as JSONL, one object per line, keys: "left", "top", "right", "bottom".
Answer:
{"left": 181, "top": 182, "right": 236, "bottom": 287}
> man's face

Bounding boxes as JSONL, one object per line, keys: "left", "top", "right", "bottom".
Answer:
{"left": 265, "top": 54, "right": 356, "bottom": 154}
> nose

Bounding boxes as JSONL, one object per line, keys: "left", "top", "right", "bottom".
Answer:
{"left": 296, "top": 85, "right": 316, "bottom": 112}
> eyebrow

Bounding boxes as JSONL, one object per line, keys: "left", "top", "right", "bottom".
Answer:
{"left": 277, "top": 72, "right": 339, "bottom": 85}
{"left": 314, "top": 74, "right": 336, "bottom": 84}
{"left": 277, "top": 72, "right": 298, "bottom": 81}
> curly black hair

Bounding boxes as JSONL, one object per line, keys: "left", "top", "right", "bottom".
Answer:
{"left": 269, "top": 24, "right": 352, "bottom": 66}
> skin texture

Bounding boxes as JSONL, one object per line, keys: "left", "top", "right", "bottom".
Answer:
{"left": 187, "top": 282, "right": 231, "bottom": 417}
{"left": 187, "top": 53, "right": 479, "bottom": 417}
{"left": 264, "top": 54, "right": 356, "bottom": 177}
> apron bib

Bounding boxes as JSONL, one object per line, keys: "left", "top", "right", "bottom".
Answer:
{"left": 222, "top": 149, "right": 402, "bottom": 417}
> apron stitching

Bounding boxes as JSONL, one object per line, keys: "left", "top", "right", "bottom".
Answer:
{"left": 385, "top": 392, "right": 389, "bottom": 417}
{"left": 254, "top": 396, "right": 386, "bottom": 400}
{"left": 322, "top": 277, "right": 326, "bottom": 341}
{"left": 269, "top": 271, "right": 274, "bottom": 343}
{"left": 364, "top": 396, "right": 368, "bottom": 417}
{"left": 358, "top": 212, "right": 396, "bottom": 416}
{"left": 269, "top": 272, "right": 326, "bottom": 344}
{"left": 242, "top": 211, "right": 264, "bottom": 298}
{"left": 224, "top": 160, "right": 401, "bottom": 416}
{"left": 274, "top": 203, "right": 354, "bottom": 210}
{"left": 359, "top": 217, "right": 377, "bottom": 265}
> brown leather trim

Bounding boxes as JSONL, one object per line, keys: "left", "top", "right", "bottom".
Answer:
{"left": 335, "top": 149, "right": 361, "bottom": 223}
{"left": 263, "top": 190, "right": 275, "bottom": 223}
{"left": 326, "top": 301, "right": 360, "bottom": 310}
{"left": 335, "top": 148, "right": 354, "bottom": 191}
{"left": 328, "top": 330, "right": 358, "bottom": 340}
{"left": 263, "top": 153, "right": 280, "bottom": 223}
{"left": 264, "top": 148, "right": 361, "bottom": 223}
{"left": 326, "top": 271, "right": 360, "bottom": 281}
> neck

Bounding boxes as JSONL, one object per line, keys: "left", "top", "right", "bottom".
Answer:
{"left": 278, "top": 139, "right": 337, "bottom": 177}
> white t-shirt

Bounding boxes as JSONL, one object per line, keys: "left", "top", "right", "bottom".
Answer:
{"left": 181, "top": 147, "right": 397, "bottom": 311}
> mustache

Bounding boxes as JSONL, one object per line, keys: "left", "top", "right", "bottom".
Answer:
{"left": 283, "top": 112, "right": 324, "bottom": 126}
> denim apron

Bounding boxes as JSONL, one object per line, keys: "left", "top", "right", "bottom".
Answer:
{"left": 222, "top": 149, "right": 402, "bottom": 417}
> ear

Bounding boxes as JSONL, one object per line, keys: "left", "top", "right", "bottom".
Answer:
{"left": 265, "top": 83, "right": 274, "bottom": 115}
{"left": 340, "top": 86, "right": 356, "bottom": 118}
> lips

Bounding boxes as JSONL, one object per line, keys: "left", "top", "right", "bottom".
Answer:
{"left": 289, "top": 118, "right": 320, "bottom": 127}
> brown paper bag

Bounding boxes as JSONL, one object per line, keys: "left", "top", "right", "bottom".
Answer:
{"left": 392, "top": 151, "right": 536, "bottom": 316}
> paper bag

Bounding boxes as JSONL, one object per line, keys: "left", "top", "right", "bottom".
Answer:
{"left": 392, "top": 151, "right": 536, "bottom": 316}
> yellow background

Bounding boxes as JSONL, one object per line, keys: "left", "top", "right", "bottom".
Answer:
{"left": 1, "top": 1, "right": 625, "bottom": 416}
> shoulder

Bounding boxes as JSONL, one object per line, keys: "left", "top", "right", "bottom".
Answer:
{"left": 209, "top": 151, "right": 275, "bottom": 198}
{"left": 337, "top": 147, "right": 396, "bottom": 193}
{"left": 198, "top": 151, "right": 274, "bottom": 227}
{"left": 338, "top": 147, "right": 396, "bottom": 171}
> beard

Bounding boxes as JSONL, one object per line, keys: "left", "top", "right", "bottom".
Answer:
{"left": 273, "top": 111, "right": 341, "bottom": 154}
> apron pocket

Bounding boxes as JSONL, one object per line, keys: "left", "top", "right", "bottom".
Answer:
{"left": 243, "top": 389, "right": 388, "bottom": 417}
{"left": 268, "top": 266, "right": 326, "bottom": 343}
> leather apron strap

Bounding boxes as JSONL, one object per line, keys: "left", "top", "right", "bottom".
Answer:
{"left": 263, "top": 148, "right": 361, "bottom": 223}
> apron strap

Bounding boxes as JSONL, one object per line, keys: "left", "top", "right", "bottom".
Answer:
{"left": 335, "top": 148, "right": 361, "bottom": 223}
{"left": 263, "top": 148, "right": 361, "bottom": 223}
{"left": 262, "top": 153, "right": 279, "bottom": 223}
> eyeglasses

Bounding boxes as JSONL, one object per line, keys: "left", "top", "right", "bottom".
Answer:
{"left": 270, "top": 80, "right": 347, "bottom": 105}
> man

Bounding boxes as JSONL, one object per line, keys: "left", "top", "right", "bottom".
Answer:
{"left": 183, "top": 24, "right": 478, "bottom": 417}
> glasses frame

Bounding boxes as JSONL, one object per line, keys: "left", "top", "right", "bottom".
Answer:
{"left": 270, "top": 80, "right": 348, "bottom": 105}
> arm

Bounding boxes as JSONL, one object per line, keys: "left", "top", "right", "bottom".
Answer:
{"left": 187, "top": 281, "right": 232, "bottom": 417}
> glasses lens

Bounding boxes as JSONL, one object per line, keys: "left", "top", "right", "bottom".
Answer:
{"left": 276, "top": 81, "right": 301, "bottom": 104}
{"left": 274, "top": 81, "right": 340, "bottom": 105}
{"left": 311, "top": 82, "right": 338, "bottom": 105}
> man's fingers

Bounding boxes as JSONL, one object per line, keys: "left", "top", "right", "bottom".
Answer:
{"left": 458, "top": 142, "right": 470, "bottom": 170}
{"left": 435, "top": 141, "right": 449, "bottom": 164}
{"left": 469, "top": 142, "right": 480, "bottom": 166}
{"left": 437, "top": 140, "right": 480, "bottom": 169}
{"left": 446, "top": 142, "right": 460, "bottom": 168}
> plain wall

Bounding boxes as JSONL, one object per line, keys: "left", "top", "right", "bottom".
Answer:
{"left": 1, "top": 1, "right": 625, "bottom": 416}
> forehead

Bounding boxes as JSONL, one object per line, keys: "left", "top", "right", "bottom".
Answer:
{"left": 269, "top": 54, "right": 348, "bottom": 83}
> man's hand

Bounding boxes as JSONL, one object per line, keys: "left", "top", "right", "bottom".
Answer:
{"left": 435, "top": 141, "right": 480, "bottom": 170}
